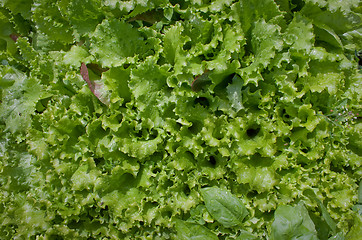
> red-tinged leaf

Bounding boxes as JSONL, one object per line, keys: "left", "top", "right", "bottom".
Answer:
{"left": 10, "top": 33, "right": 19, "bottom": 42}
{"left": 80, "top": 62, "right": 95, "bottom": 92}
{"left": 80, "top": 62, "right": 110, "bottom": 105}
{"left": 191, "top": 70, "right": 211, "bottom": 92}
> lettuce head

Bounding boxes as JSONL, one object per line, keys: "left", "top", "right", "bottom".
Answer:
{"left": 0, "top": 0, "right": 361, "bottom": 239}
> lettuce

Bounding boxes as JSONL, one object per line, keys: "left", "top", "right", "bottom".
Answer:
{"left": 1, "top": 0, "right": 361, "bottom": 239}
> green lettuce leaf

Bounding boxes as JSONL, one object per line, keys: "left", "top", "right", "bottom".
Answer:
{"left": 57, "top": 0, "right": 104, "bottom": 36}
{"left": 90, "top": 18, "right": 150, "bottom": 67}
{"left": 346, "top": 215, "right": 362, "bottom": 240}
{"left": 0, "top": 0, "right": 33, "bottom": 19}
{"left": 31, "top": 0, "right": 73, "bottom": 48}
{"left": 236, "top": 230, "right": 257, "bottom": 240}
{"left": 1, "top": 0, "right": 361, "bottom": 239}
{"left": 0, "top": 66, "right": 47, "bottom": 140}
{"left": 230, "top": 0, "right": 282, "bottom": 35}
{"left": 238, "top": 19, "right": 283, "bottom": 86}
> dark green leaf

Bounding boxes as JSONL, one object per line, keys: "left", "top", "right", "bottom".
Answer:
{"left": 200, "top": 186, "right": 248, "bottom": 228}
{"left": 358, "top": 181, "right": 362, "bottom": 204}
{"left": 304, "top": 189, "right": 337, "bottom": 234}
{"left": 271, "top": 202, "right": 318, "bottom": 240}
{"left": 175, "top": 220, "right": 218, "bottom": 240}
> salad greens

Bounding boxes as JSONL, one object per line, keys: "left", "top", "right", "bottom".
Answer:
{"left": 0, "top": 0, "right": 361, "bottom": 239}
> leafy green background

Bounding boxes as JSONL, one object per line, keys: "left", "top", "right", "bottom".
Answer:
{"left": 0, "top": 0, "right": 361, "bottom": 239}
